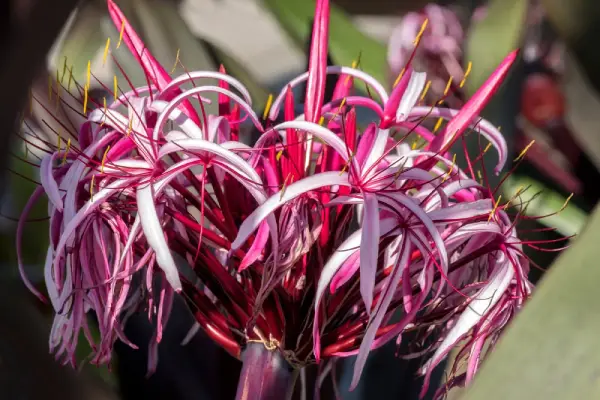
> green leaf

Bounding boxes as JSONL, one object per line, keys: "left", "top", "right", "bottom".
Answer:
{"left": 460, "top": 206, "right": 600, "bottom": 399}
{"left": 501, "top": 175, "right": 586, "bottom": 237}
{"left": 464, "top": 0, "right": 528, "bottom": 96}
{"left": 261, "top": 0, "right": 387, "bottom": 86}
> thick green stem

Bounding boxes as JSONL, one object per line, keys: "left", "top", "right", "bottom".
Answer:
{"left": 235, "top": 344, "right": 299, "bottom": 400}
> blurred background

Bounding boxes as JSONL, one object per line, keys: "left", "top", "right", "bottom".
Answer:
{"left": 3, "top": 0, "right": 600, "bottom": 399}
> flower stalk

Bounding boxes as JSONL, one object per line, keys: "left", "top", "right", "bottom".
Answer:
{"left": 235, "top": 343, "right": 299, "bottom": 400}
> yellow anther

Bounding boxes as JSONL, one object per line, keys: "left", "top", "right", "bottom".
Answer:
{"left": 559, "top": 193, "right": 574, "bottom": 213}
{"left": 117, "top": 20, "right": 125, "bottom": 49}
{"left": 433, "top": 117, "right": 444, "bottom": 133}
{"left": 420, "top": 80, "right": 432, "bottom": 101}
{"left": 114, "top": 75, "right": 118, "bottom": 101}
{"left": 90, "top": 175, "right": 95, "bottom": 200}
{"left": 488, "top": 195, "right": 502, "bottom": 222}
{"left": 483, "top": 142, "right": 492, "bottom": 154}
{"left": 83, "top": 85, "right": 89, "bottom": 114}
{"left": 514, "top": 140, "right": 535, "bottom": 162}
{"left": 443, "top": 76, "right": 453, "bottom": 96}
{"left": 280, "top": 173, "right": 292, "bottom": 201}
{"left": 126, "top": 118, "right": 133, "bottom": 136}
{"left": 85, "top": 60, "right": 91, "bottom": 89}
{"left": 101, "top": 146, "right": 111, "bottom": 173}
{"left": 459, "top": 61, "right": 472, "bottom": 88}
{"left": 413, "top": 19, "right": 429, "bottom": 46}
{"left": 393, "top": 68, "right": 406, "bottom": 88}
{"left": 57, "top": 135, "right": 62, "bottom": 151}
{"left": 103, "top": 37, "right": 111, "bottom": 65}
{"left": 61, "top": 56, "right": 68, "bottom": 83}
{"left": 171, "top": 48, "right": 180, "bottom": 74}
{"left": 411, "top": 140, "right": 418, "bottom": 150}
{"left": 62, "top": 138, "right": 71, "bottom": 165}
{"left": 262, "top": 94, "right": 273, "bottom": 120}
{"left": 276, "top": 149, "right": 284, "bottom": 161}
{"left": 318, "top": 116, "right": 326, "bottom": 126}
{"left": 67, "top": 66, "right": 74, "bottom": 92}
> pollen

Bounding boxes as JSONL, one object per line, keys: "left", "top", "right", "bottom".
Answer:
{"left": 318, "top": 116, "right": 326, "bottom": 126}
{"left": 514, "top": 140, "right": 535, "bottom": 162}
{"left": 276, "top": 149, "right": 284, "bottom": 161}
{"left": 262, "top": 94, "right": 273, "bottom": 120}
{"left": 460, "top": 61, "right": 472, "bottom": 88}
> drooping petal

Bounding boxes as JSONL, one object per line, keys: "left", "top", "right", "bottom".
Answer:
{"left": 359, "top": 193, "right": 380, "bottom": 312}
{"left": 137, "top": 184, "right": 182, "bottom": 291}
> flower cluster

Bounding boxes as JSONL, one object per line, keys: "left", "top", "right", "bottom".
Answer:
{"left": 18, "top": 0, "right": 536, "bottom": 395}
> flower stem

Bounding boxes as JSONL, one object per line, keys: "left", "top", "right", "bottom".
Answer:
{"left": 235, "top": 343, "right": 298, "bottom": 400}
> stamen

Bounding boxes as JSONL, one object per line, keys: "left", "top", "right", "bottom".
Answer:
{"left": 433, "top": 117, "right": 444, "bottom": 132}
{"left": 171, "top": 49, "right": 180, "bottom": 74}
{"left": 483, "top": 142, "right": 492, "bottom": 154}
{"left": 103, "top": 38, "right": 111, "bottom": 66}
{"left": 85, "top": 60, "right": 91, "bottom": 89}
{"left": 101, "top": 146, "right": 111, "bottom": 173}
{"left": 67, "top": 66, "right": 74, "bottom": 92}
{"left": 438, "top": 76, "right": 453, "bottom": 104}
{"left": 126, "top": 118, "right": 133, "bottom": 136}
{"left": 90, "top": 175, "right": 95, "bottom": 200}
{"left": 413, "top": 19, "right": 429, "bottom": 46}
{"left": 459, "top": 62, "right": 472, "bottom": 88}
{"left": 514, "top": 140, "right": 535, "bottom": 162}
{"left": 62, "top": 139, "right": 71, "bottom": 165}
{"left": 263, "top": 94, "right": 273, "bottom": 120}
{"left": 114, "top": 75, "right": 118, "bottom": 101}
{"left": 117, "top": 20, "right": 125, "bottom": 49}
{"left": 420, "top": 80, "right": 432, "bottom": 101}
{"left": 488, "top": 195, "right": 502, "bottom": 222}
{"left": 318, "top": 116, "right": 326, "bottom": 126}
{"left": 280, "top": 173, "right": 292, "bottom": 201}
{"left": 559, "top": 193, "right": 574, "bottom": 213}
{"left": 276, "top": 149, "right": 284, "bottom": 161}
{"left": 61, "top": 56, "right": 68, "bottom": 83}
{"left": 393, "top": 68, "right": 406, "bottom": 88}
{"left": 83, "top": 85, "right": 89, "bottom": 114}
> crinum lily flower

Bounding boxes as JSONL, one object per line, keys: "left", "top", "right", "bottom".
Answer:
{"left": 16, "top": 0, "right": 545, "bottom": 398}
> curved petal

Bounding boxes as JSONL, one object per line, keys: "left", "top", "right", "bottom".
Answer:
{"left": 232, "top": 172, "right": 351, "bottom": 250}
